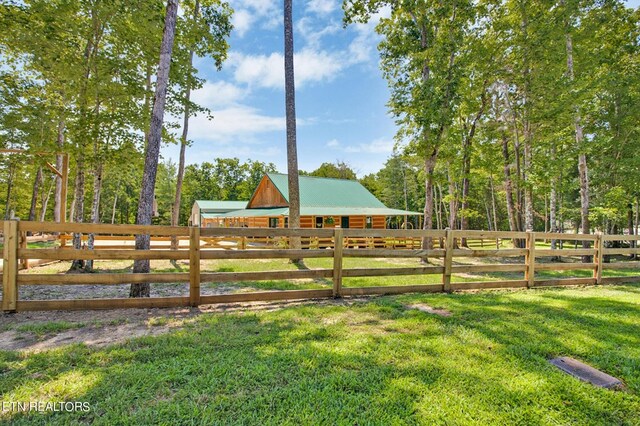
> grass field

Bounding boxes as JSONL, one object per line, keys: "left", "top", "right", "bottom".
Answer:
{"left": 1, "top": 284, "right": 639, "bottom": 425}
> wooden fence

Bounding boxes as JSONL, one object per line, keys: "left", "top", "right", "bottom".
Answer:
{"left": 2, "top": 220, "right": 639, "bottom": 312}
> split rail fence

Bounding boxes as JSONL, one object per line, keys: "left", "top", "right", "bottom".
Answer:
{"left": 2, "top": 220, "right": 639, "bottom": 312}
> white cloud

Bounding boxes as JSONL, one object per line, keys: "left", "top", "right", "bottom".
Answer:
{"left": 191, "top": 81, "right": 247, "bottom": 108}
{"left": 241, "top": 0, "right": 278, "bottom": 16}
{"left": 188, "top": 105, "right": 285, "bottom": 143}
{"left": 307, "top": 0, "right": 339, "bottom": 15}
{"left": 327, "top": 138, "right": 394, "bottom": 154}
{"left": 229, "top": 51, "right": 283, "bottom": 88}
{"left": 232, "top": 9, "right": 254, "bottom": 37}
{"left": 229, "top": 49, "right": 344, "bottom": 89}
{"left": 187, "top": 145, "right": 283, "bottom": 163}
{"left": 228, "top": 0, "right": 280, "bottom": 38}
{"left": 296, "top": 16, "right": 341, "bottom": 49}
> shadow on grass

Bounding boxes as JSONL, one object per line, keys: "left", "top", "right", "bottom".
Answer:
{"left": 1, "top": 286, "right": 639, "bottom": 424}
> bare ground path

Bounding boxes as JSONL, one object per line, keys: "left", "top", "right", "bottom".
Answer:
{"left": 0, "top": 297, "right": 372, "bottom": 352}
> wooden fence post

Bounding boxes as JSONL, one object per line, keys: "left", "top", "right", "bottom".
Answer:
{"left": 525, "top": 230, "right": 535, "bottom": 288}
{"left": 333, "top": 228, "right": 344, "bottom": 298}
{"left": 3, "top": 220, "right": 18, "bottom": 312}
{"left": 443, "top": 228, "right": 454, "bottom": 293}
{"left": 594, "top": 232, "right": 603, "bottom": 284}
{"left": 189, "top": 226, "right": 201, "bottom": 307}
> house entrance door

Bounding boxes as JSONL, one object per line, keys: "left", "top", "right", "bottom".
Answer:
{"left": 341, "top": 216, "right": 349, "bottom": 228}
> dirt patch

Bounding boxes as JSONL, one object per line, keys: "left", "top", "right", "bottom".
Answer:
{"left": 0, "top": 297, "right": 374, "bottom": 353}
{"left": 16, "top": 283, "right": 243, "bottom": 301}
{"left": 406, "top": 303, "right": 452, "bottom": 317}
{"left": 0, "top": 307, "right": 199, "bottom": 352}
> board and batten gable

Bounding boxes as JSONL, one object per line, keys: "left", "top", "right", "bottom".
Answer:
{"left": 247, "top": 175, "right": 289, "bottom": 208}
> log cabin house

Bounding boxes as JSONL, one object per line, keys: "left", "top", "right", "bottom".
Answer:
{"left": 193, "top": 173, "right": 421, "bottom": 229}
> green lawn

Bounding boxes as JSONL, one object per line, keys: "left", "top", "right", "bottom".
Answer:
{"left": 1, "top": 284, "right": 639, "bottom": 425}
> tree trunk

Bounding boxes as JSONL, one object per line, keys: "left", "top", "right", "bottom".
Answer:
{"left": 523, "top": 120, "right": 534, "bottom": 231}
{"left": 460, "top": 152, "right": 471, "bottom": 246}
{"left": 111, "top": 193, "right": 118, "bottom": 224}
{"left": 69, "top": 16, "right": 100, "bottom": 271}
{"left": 4, "top": 160, "right": 16, "bottom": 220}
{"left": 502, "top": 135, "right": 518, "bottom": 233}
{"left": 484, "top": 198, "right": 492, "bottom": 231}
{"left": 460, "top": 88, "right": 487, "bottom": 246}
{"left": 435, "top": 183, "right": 442, "bottom": 230}
{"left": 171, "top": 0, "right": 200, "bottom": 250}
{"left": 447, "top": 165, "right": 457, "bottom": 230}
{"left": 549, "top": 141, "right": 560, "bottom": 259}
{"left": 564, "top": 17, "right": 591, "bottom": 261}
{"left": 53, "top": 119, "right": 65, "bottom": 223}
{"left": 502, "top": 134, "right": 523, "bottom": 248}
{"left": 284, "top": 0, "right": 301, "bottom": 260}
{"left": 85, "top": 162, "right": 103, "bottom": 271}
{"left": 489, "top": 174, "right": 498, "bottom": 233}
{"left": 502, "top": 85, "right": 524, "bottom": 232}
{"left": 69, "top": 155, "right": 86, "bottom": 271}
{"left": 40, "top": 176, "right": 55, "bottom": 222}
{"left": 447, "top": 165, "right": 458, "bottom": 248}
{"left": 28, "top": 167, "right": 43, "bottom": 230}
{"left": 421, "top": 147, "right": 438, "bottom": 253}
{"left": 131, "top": 0, "right": 179, "bottom": 298}
{"left": 578, "top": 151, "right": 590, "bottom": 260}
{"left": 550, "top": 173, "right": 559, "bottom": 259}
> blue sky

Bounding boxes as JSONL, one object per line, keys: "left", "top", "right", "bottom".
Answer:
{"left": 161, "top": 0, "right": 640, "bottom": 178}
{"left": 162, "top": 0, "right": 393, "bottom": 177}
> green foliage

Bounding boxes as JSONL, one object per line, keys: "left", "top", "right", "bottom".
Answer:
{"left": 309, "top": 161, "right": 357, "bottom": 180}
{"left": 589, "top": 187, "right": 630, "bottom": 232}
{"left": 344, "top": 0, "right": 640, "bottom": 233}
{"left": 0, "top": 0, "right": 232, "bottom": 224}
{"left": 361, "top": 154, "right": 424, "bottom": 213}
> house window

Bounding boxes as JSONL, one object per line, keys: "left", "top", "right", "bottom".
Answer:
{"left": 366, "top": 216, "right": 373, "bottom": 229}
{"left": 269, "top": 217, "right": 279, "bottom": 228}
{"left": 284, "top": 217, "right": 289, "bottom": 228}
{"left": 315, "top": 216, "right": 323, "bottom": 228}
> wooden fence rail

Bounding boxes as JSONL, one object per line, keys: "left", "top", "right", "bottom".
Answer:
{"left": 2, "top": 221, "right": 639, "bottom": 312}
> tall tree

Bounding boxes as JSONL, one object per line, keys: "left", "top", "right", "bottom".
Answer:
{"left": 171, "top": 0, "right": 200, "bottom": 249}
{"left": 171, "top": 0, "right": 232, "bottom": 247}
{"left": 131, "top": 0, "right": 179, "bottom": 298}
{"left": 284, "top": 0, "right": 301, "bottom": 254}
{"left": 561, "top": 0, "right": 591, "bottom": 260}
{"left": 345, "top": 0, "right": 475, "bottom": 252}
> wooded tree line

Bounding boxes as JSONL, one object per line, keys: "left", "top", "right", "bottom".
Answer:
{"left": 346, "top": 0, "right": 640, "bottom": 238}
{"left": 1, "top": 0, "right": 638, "bottom": 238}
{"left": 0, "top": 0, "right": 232, "bottom": 229}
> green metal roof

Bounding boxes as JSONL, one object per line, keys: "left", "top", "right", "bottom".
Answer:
{"left": 300, "top": 207, "right": 422, "bottom": 216}
{"left": 196, "top": 200, "right": 248, "bottom": 212}
{"left": 218, "top": 208, "right": 289, "bottom": 218}
{"left": 219, "top": 207, "right": 421, "bottom": 218}
{"left": 266, "top": 173, "right": 387, "bottom": 208}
